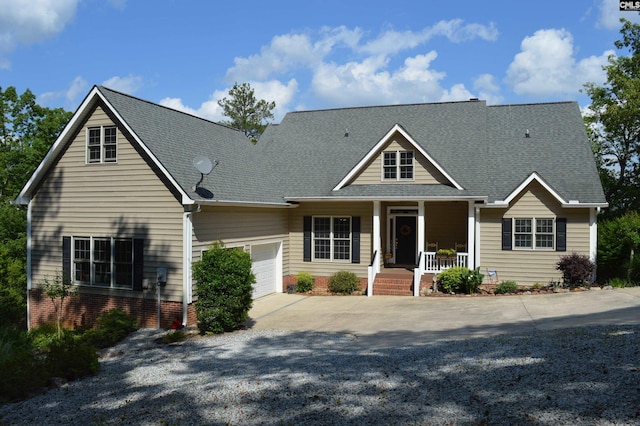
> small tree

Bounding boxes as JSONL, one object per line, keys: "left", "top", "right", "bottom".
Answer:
{"left": 41, "top": 273, "right": 76, "bottom": 339}
{"left": 192, "top": 243, "right": 255, "bottom": 334}
{"left": 217, "top": 82, "right": 275, "bottom": 144}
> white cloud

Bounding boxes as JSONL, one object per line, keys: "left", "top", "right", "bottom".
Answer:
{"left": 505, "top": 29, "right": 612, "bottom": 97}
{"left": 38, "top": 75, "right": 87, "bottom": 108}
{"left": 0, "top": 0, "right": 79, "bottom": 68}
{"left": 311, "top": 52, "right": 474, "bottom": 106}
{"left": 599, "top": 0, "right": 640, "bottom": 29}
{"left": 102, "top": 75, "right": 144, "bottom": 94}
{"left": 472, "top": 74, "right": 504, "bottom": 104}
{"left": 160, "top": 79, "right": 297, "bottom": 123}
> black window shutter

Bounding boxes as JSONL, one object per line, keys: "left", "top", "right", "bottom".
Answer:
{"left": 62, "top": 236, "right": 71, "bottom": 284}
{"left": 351, "top": 216, "right": 361, "bottom": 264}
{"left": 133, "top": 238, "right": 144, "bottom": 291}
{"left": 303, "top": 216, "right": 311, "bottom": 262}
{"left": 556, "top": 218, "right": 567, "bottom": 252}
{"left": 501, "top": 218, "right": 512, "bottom": 251}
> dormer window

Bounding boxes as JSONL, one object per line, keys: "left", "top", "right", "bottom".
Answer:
{"left": 87, "top": 125, "right": 117, "bottom": 163}
{"left": 383, "top": 150, "right": 413, "bottom": 181}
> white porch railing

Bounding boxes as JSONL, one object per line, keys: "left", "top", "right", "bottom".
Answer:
{"left": 424, "top": 252, "right": 468, "bottom": 274}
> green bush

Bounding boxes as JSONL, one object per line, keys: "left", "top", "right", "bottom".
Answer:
{"left": 606, "top": 278, "right": 638, "bottom": 288}
{"left": 328, "top": 271, "right": 361, "bottom": 294}
{"left": 82, "top": 308, "right": 138, "bottom": 349}
{"left": 45, "top": 334, "right": 99, "bottom": 380}
{"left": 556, "top": 253, "right": 595, "bottom": 288}
{"left": 437, "top": 267, "right": 483, "bottom": 294}
{"left": 296, "top": 272, "right": 315, "bottom": 293}
{"left": 495, "top": 280, "right": 518, "bottom": 294}
{"left": 597, "top": 212, "right": 640, "bottom": 283}
{"left": 0, "top": 328, "right": 47, "bottom": 402}
{"left": 193, "top": 243, "right": 255, "bottom": 334}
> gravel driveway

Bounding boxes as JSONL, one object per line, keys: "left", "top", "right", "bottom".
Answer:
{"left": 1, "top": 323, "right": 639, "bottom": 425}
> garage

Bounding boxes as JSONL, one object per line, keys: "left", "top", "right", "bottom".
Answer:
{"left": 250, "top": 242, "right": 280, "bottom": 298}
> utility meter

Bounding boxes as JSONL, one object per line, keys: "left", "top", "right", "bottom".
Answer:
{"left": 156, "top": 267, "right": 167, "bottom": 284}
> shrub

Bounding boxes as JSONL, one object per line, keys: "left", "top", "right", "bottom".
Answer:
{"left": 163, "top": 330, "right": 186, "bottom": 344}
{"left": 556, "top": 253, "right": 595, "bottom": 288}
{"left": 328, "top": 271, "right": 360, "bottom": 295}
{"left": 193, "top": 243, "right": 255, "bottom": 334}
{"left": 495, "top": 280, "right": 518, "bottom": 294}
{"left": 606, "top": 278, "right": 637, "bottom": 288}
{"left": 0, "top": 328, "right": 47, "bottom": 402}
{"left": 437, "top": 267, "right": 483, "bottom": 294}
{"left": 82, "top": 309, "right": 138, "bottom": 349}
{"left": 296, "top": 272, "right": 315, "bottom": 293}
{"left": 45, "top": 334, "right": 99, "bottom": 380}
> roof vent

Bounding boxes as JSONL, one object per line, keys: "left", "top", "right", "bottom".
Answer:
{"left": 525, "top": 129, "right": 530, "bottom": 138}
{"left": 344, "top": 128, "right": 349, "bottom": 137}
{"left": 469, "top": 97, "right": 479, "bottom": 102}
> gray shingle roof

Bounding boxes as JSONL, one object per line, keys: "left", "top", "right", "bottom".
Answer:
{"left": 259, "top": 100, "right": 606, "bottom": 204}
{"left": 98, "top": 86, "right": 606, "bottom": 206}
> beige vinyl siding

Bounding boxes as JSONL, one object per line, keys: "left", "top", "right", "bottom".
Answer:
{"left": 351, "top": 134, "right": 448, "bottom": 185}
{"left": 479, "top": 181, "right": 592, "bottom": 286}
{"left": 30, "top": 106, "right": 185, "bottom": 301}
{"left": 425, "top": 202, "right": 468, "bottom": 251}
{"left": 289, "top": 202, "right": 372, "bottom": 277}
{"left": 191, "top": 206, "right": 289, "bottom": 269}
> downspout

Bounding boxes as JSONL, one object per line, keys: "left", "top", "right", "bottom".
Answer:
{"left": 182, "top": 204, "right": 200, "bottom": 326}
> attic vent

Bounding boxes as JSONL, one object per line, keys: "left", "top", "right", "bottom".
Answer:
{"left": 469, "top": 97, "right": 479, "bottom": 101}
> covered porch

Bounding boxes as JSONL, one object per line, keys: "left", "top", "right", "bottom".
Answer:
{"left": 367, "top": 200, "right": 480, "bottom": 296}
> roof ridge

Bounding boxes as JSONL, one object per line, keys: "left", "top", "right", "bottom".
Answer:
{"left": 97, "top": 85, "right": 242, "bottom": 134}
{"left": 285, "top": 99, "right": 487, "bottom": 115}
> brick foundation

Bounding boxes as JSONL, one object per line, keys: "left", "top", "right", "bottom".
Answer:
{"left": 28, "top": 289, "right": 196, "bottom": 330}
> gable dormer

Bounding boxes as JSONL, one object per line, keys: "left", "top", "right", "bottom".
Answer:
{"left": 333, "top": 124, "right": 463, "bottom": 191}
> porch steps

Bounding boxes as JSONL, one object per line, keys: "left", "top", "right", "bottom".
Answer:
{"left": 372, "top": 269, "right": 434, "bottom": 296}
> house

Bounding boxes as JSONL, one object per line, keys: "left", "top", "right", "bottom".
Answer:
{"left": 15, "top": 86, "right": 607, "bottom": 329}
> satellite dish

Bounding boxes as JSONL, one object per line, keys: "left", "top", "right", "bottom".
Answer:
{"left": 193, "top": 155, "right": 214, "bottom": 175}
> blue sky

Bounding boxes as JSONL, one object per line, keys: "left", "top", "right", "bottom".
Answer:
{"left": 1, "top": 0, "right": 639, "bottom": 122}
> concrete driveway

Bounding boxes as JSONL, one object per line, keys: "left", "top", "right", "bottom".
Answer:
{"left": 246, "top": 288, "right": 640, "bottom": 347}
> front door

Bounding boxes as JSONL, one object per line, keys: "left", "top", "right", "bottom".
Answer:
{"left": 395, "top": 216, "right": 416, "bottom": 265}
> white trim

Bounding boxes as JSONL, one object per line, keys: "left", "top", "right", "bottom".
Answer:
{"left": 311, "top": 216, "right": 353, "bottom": 262}
{"left": 286, "top": 195, "right": 486, "bottom": 202}
{"left": 589, "top": 208, "right": 597, "bottom": 263}
{"left": 332, "top": 124, "right": 464, "bottom": 191}
{"left": 386, "top": 206, "right": 419, "bottom": 264}
{"left": 373, "top": 201, "right": 381, "bottom": 273}
{"left": 467, "top": 201, "right": 475, "bottom": 269}
{"left": 26, "top": 202, "right": 32, "bottom": 329}
{"left": 183, "top": 210, "right": 194, "bottom": 326}
{"left": 474, "top": 206, "right": 481, "bottom": 271}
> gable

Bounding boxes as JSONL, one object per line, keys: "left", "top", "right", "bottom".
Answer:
{"left": 332, "top": 124, "right": 463, "bottom": 192}
{"left": 349, "top": 132, "right": 451, "bottom": 186}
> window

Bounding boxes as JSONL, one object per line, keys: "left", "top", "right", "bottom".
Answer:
{"left": 312, "top": 216, "right": 351, "bottom": 261}
{"left": 87, "top": 125, "right": 117, "bottom": 163}
{"left": 512, "top": 218, "right": 555, "bottom": 249}
{"left": 382, "top": 150, "right": 413, "bottom": 181}
{"left": 72, "top": 237, "right": 134, "bottom": 288}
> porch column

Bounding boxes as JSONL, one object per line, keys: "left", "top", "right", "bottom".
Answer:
{"left": 417, "top": 201, "right": 425, "bottom": 261}
{"left": 467, "top": 201, "right": 476, "bottom": 269}
{"left": 373, "top": 201, "right": 381, "bottom": 273}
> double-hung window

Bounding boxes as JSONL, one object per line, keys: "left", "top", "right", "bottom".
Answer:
{"left": 313, "top": 216, "right": 351, "bottom": 261}
{"left": 513, "top": 218, "right": 555, "bottom": 249}
{"left": 87, "top": 125, "right": 117, "bottom": 163}
{"left": 73, "top": 237, "right": 134, "bottom": 288}
{"left": 383, "top": 150, "right": 414, "bottom": 181}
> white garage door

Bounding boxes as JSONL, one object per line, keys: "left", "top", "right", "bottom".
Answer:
{"left": 251, "top": 243, "right": 278, "bottom": 298}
